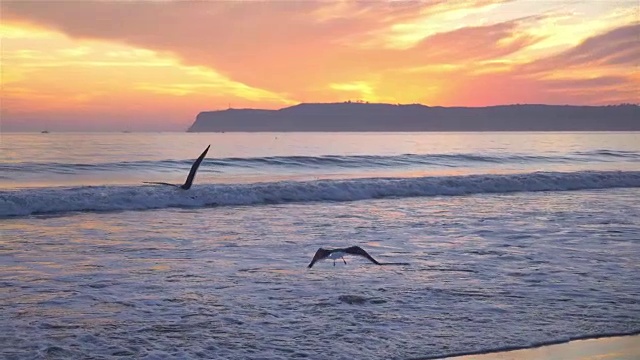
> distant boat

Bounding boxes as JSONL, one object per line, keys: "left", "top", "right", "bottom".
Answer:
{"left": 122, "top": 130, "right": 131, "bottom": 133}
{"left": 41, "top": 130, "right": 50, "bottom": 134}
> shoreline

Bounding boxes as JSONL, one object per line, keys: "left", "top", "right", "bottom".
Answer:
{"left": 411, "top": 332, "right": 640, "bottom": 360}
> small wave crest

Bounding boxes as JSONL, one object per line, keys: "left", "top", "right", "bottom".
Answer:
{"left": 574, "top": 149, "right": 640, "bottom": 159}
{"left": 2, "top": 150, "right": 639, "bottom": 175}
{"left": 1, "top": 170, "right": 639, "bottom": 218}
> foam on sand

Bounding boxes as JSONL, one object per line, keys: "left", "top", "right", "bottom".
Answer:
{"left": 422, "top": 334, "right": 640, "bottom": 360}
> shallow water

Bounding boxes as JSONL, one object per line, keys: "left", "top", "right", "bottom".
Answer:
{"left": 2, "top": 188, "right": 640, "bottom": 359}
{"left": 1, "top": 132, "right": 639, "bottom": 359}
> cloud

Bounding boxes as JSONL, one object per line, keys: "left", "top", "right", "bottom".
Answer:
{"left": 1, "top": 0, "right": 638, "bottom": 131}
{"left": 523, "top": 23, "right": 640, "bottom": 73}
{"left": 0, "top": 1, "right": 529, "bottom": 96}
{"left": 410, "top": 19, "right": 542, "bottom": 63}
{"left": 546, "top": 76, "right": 630, "bottom": 89}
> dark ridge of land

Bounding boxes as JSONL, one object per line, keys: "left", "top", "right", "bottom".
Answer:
{"left": 187, "top": 102, "right": 640, "bottom": 132}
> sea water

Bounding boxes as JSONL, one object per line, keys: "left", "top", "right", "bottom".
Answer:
{"left": 1, "top": 132, "right": 639, "bottom": 359}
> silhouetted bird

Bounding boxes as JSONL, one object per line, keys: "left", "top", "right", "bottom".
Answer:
{"left": 307, "top": 245, "right": 409, "bottom": 268}
{"left": 144, "top": 145, "right": 210, "bottom": 190}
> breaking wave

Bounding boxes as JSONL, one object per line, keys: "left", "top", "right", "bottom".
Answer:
{"left": 2, "top": 170, "right": 639, "bottom": 218}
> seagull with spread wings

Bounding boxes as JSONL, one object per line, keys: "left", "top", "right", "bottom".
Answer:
{"left": 307, "top": 245, "right": 409, "bottom": 268}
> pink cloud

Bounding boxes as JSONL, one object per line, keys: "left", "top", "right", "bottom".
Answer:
{"left": 2, "top": 0, "right": 637, "bottom": 116}
{"left": 523, "top": 23, "right": 640, "bottom": 73}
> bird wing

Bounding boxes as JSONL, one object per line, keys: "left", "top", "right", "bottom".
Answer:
{"left": 344, "top": 246, "right": 381, "bottom": 265}
{"left": 344, "top": 246, "right": 409, "bottom": 266}
{"left": 181, "top": 145, "right": 210, "bottom": 190}
{"left": 307, "top": 248, "right": 330, "bottom": 268}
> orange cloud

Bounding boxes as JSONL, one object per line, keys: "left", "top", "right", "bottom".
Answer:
{"left": 524, "top": 24, "right": 640, "bottom": 73}
{"left": 1, "top": 0, "right": 638, "bottom": 131}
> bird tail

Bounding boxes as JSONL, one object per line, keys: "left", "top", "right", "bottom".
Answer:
{"left": 143, "top": 181, "right": 179, "bottom": 187}
{"left": 378, "top": 262, "right": 410, "bottom": 266}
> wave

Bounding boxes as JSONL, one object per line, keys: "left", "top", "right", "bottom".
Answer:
{"left": 2, "top": 150, "right": 639, "bottom": 175}
{"left": 574, "top": 149, "right": 640, "bottom": 158}
{"left": 1, "top": 170, "right": 639, "bottom": 218}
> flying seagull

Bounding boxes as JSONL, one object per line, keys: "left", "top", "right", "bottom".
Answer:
{"left": 143, "top": 144, "right": 210, "bottom": 190}
{"left": 307, "top": 245, "right": 409, "bottom": 268}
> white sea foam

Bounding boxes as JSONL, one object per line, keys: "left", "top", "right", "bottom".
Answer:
{"left": 1, "top": 170, "right": 639, "bottom": 218}
{"left": 2, "top": 188, "right": 639, "bottom": 359}
{"left": 2, "top": 133, "right": 640, "bottom": 359}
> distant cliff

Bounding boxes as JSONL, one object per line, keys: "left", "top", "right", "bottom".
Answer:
{"left": 187, "top": 103, "right": 640, "bottom": 132}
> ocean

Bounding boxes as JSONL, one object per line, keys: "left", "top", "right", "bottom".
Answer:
{"left": 1, "top": 131, "right": 639, "bottom": 359}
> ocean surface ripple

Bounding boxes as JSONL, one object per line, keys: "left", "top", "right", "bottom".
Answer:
{"left": 2, "top": 189, "right": 639, "bottom": 359}
{"left": 2, "top": 132, "right": 640, "bottom": 359}
{"left": 2, "top": 149, "right": 639, "bottom": 175}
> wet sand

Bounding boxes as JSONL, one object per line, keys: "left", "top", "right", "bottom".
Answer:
{"left": 440, "top": 334, "right": 640, "bottom": 360}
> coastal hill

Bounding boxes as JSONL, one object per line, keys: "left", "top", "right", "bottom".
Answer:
{"left": 187, "top": 102, "right": 639, "bottom": 132}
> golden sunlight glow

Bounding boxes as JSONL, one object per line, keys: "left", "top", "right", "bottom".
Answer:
{"left": 1, "top": 24, "right": 289, "bottom": 100}
{"left": 329, "top": 81, "right": 376, "bottom": 100}
{"left": 513, "top": 5, "right": 640, "bottom": 62}
{"left": 0, "top": 22, "right": 53, "bottom": 39}
{"left": 1, "top": 0, "right": 638, "bottom": 131}
{"left": 382, "top": 1, "right": 505, "bottom": 49}
{"left": 1, "top": 21, "right": 294, "bottom": 128}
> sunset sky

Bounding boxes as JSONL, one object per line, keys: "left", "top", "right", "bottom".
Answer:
{"left": 1, "top": 0, "right": 638, "bottom": 131}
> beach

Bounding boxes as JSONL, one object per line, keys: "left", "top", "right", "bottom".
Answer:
{"left": 440, "top": 334, "right": 640, "bottom": 360}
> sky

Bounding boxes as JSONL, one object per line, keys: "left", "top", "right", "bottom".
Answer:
{"left": 1, "top": 0, "right": 638, "bottom": 131}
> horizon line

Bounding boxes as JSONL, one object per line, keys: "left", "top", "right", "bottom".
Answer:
{"left": 4, "top": 130, "right": 640, "bottom": 134}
